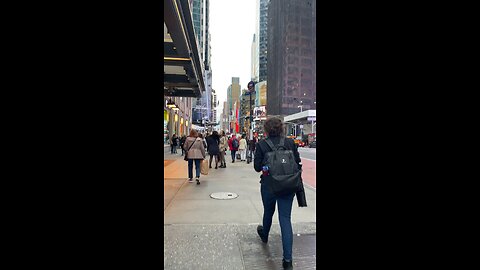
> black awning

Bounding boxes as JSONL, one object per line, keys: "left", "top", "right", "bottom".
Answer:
{"left": 164, "top": 0, "right": 205, "bottom": 98}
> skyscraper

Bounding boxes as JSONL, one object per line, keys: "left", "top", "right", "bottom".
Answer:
{"left": 267, "top": 0, "right": 316, "bottom": 116}
{"left": 204, "top": 0, "right": 211, "bottom": 70}
{"left": 258, "top": 0, "right": 269, "bottom": 82}
{"left": 227, "top": 77, "right": 241, "bottom": 133}
{"left": 191, "top": 0, "right": 203, "bottom": 54}
{"left": 191, "top": 0, "right": 214, "bottom": 126}
{"left": 251, "top": 34, "right": 259, "bottom": 82}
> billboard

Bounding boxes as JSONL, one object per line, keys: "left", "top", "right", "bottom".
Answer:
{"left": 255, "top": 81, "right": 267, "bottom": 107}
{"left": 254, "top": 106, "right": 267, "bottom": 120}
{"left": 259, "top": 83, "right": 267, "bottom": 106}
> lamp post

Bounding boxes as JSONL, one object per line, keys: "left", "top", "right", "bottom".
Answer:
{"left": 247, "top": 81, "right": 255, "bottom": 164}
{"left": 247, "top": 81, "right": 255, "bottom": 141}
{"left": 299, "top": 100, "right": 303, "bottom": 112}
{"left": 293, "top": 98, "right": 303, "bottom": 112}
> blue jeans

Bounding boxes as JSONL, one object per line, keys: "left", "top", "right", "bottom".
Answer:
{"left": 188, "top": 159, "right": 201, "bottom": 179}
{"left": 230, "top": 150, "right": 237, "bottom": 161}
{"left": 260, "top": 183, "right": 295, "bottom": 261}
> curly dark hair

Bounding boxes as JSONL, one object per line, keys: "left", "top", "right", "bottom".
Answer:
{"left": 264, "top": 117, "right": 284, "bottom": 137}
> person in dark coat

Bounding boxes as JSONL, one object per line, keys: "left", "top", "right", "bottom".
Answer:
{"left": 170, "top": 134, "right": 178, "bottom": 154}
{"left": 206, "top": 131, "right": 220, "bottom": 169}
{"left": 180, "top": 135, "right": 187, "bottom": 156}
{"left": 253, "top": 117, "right": 302, "bottom": 270}
{"left": 248, "top": 136, "right": 257, "bottom": 161}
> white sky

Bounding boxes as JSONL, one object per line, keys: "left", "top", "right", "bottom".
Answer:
{"left": 209, "top": 0, "right": 256, "bottom": 119}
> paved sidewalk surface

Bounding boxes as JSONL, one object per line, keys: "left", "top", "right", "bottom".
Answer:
{"left": 164, "top": 152, "right": 317, "bottom": 269}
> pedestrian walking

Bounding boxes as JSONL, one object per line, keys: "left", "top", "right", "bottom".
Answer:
{"left": 170, "top": 134, "right": 178, "bottom": 154}
{"left": 253, "top": 117, "right": 302, "bottom": 270}
{"left": 228, "top": 134, "right": 239, "bottom": 163}
{"left": 183, "top": 129, "right": 206, "bottom": 185}
{"left": 206, "top": 131, "right": 220, "bottom": 169}
{"left": 180, "top": 135, "right": 187, "bottom": 156}
{"left": 248, "top": 136, "right": 257, "bottom": 161}
{"left": 218, "top": 131, "right": 228, "bottom": 168}
{"left": 238, "top": 134, "right": 247, "bottom": 161}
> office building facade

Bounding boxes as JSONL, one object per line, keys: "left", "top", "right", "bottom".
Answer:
{"left": 258, "top": 0, "right": 269, "bottom": 82}
{"left": 267, "top": 0, "right": 316, "bottom": 116}
{"left": 191, "top": 0, "right": 215, "bottom": 126}
{"left": 227, "top": 77, "right": 241, "bottom": 133}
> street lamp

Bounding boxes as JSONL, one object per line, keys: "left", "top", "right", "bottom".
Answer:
{"left": 298, "top": 101, "right": 303, "bottom": 112}
{"left": 293, "top": 98, "right": 303, "bottom": 112}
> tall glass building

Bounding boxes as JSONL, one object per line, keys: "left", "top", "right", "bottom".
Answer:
{"left": 267, "top": 0, "right": 316, "bottom": 116}
{"left": 191, "top": 0, "right": 214, "bottom": 126}
{"left": 258, "top": 0, "right": 269, "bottom": 82}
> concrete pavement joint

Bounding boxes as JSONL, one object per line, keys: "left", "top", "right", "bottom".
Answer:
{"left": 234, "top": 225, "right": 247, "bottom": 270}
{"left": 250, "top": 197, "right": 263, "bottom": 222}
{"left": 164, "top": 178, "right": 189, "bottom": 213}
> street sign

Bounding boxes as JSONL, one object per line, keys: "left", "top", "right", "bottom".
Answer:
{"left": 307, "top": 117, "right": 316, "bottom": 121}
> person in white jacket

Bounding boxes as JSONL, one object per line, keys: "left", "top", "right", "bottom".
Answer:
{"left": 218, "top": 131, "right": 228, "bottom": 168}
{"left": 238, "top": 134, "right": 247, "bottom": 161}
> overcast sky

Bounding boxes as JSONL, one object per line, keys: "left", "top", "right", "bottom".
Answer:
{"left": 209, "top": 0, "right": 256, "bottom": 118}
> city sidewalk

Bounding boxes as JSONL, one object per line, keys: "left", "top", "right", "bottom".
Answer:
{"left": 164, "top": 151, "right": 317, "bottom": 269}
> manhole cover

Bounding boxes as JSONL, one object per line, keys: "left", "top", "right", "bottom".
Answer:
{"left": 210, "top": 192, "right": 238, "bottom": 200}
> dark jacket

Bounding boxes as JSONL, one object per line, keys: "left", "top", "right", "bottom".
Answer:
{"left": 249, "top": 138, "right": 257, "bottom": 151}
{"left": 254, "top": 136, "right": 302, "bottom": 182}
{"left": 171, "top": 135, "right": 178, "bottom": 146}
{"left": 206, "top": 135, "right": 220, "bottom": 155}
{"left": 254, "top": 135, "right": 307, "bottom": 205}
{"left": 180, "top": 136, "right": 186, "bottom": 146}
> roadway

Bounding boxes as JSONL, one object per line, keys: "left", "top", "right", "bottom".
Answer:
{"left": 298, "top": 147, "right": 316, "bottom": 160}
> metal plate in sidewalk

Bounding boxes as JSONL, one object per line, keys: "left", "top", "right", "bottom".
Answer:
{"left": 210, "top": 192, "right": 239, "bottom": 200}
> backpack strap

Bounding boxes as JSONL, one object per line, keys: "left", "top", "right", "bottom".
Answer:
{"left": 265, "top": 138, "right": 277, "bottom": 151}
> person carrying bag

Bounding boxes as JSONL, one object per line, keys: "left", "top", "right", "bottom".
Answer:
{"left": 183, "top": 129, "right": 206, "bottom": 185}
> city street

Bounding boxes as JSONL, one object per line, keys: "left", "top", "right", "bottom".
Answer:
{"left": 298, "top": 147, "right": 316, "bottom": 189}
{"left": 297, "top": 147, "right": 316, "bottom": 160}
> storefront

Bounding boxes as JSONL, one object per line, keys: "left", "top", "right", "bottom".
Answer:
{"left": 164, "top": 110, "right": 169, "bottom": 144}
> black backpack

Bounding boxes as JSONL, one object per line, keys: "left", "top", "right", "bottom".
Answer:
{"left": 263, "top": 137, "right": 301, "bottom": 197}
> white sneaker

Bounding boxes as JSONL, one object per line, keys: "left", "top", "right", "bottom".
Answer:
{"left": 188, "top": 178, "right": 193, "bottom": 183}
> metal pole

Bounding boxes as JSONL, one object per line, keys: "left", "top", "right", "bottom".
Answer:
{"left": 249, "top": 90, "right": 253, "bottom": 140}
